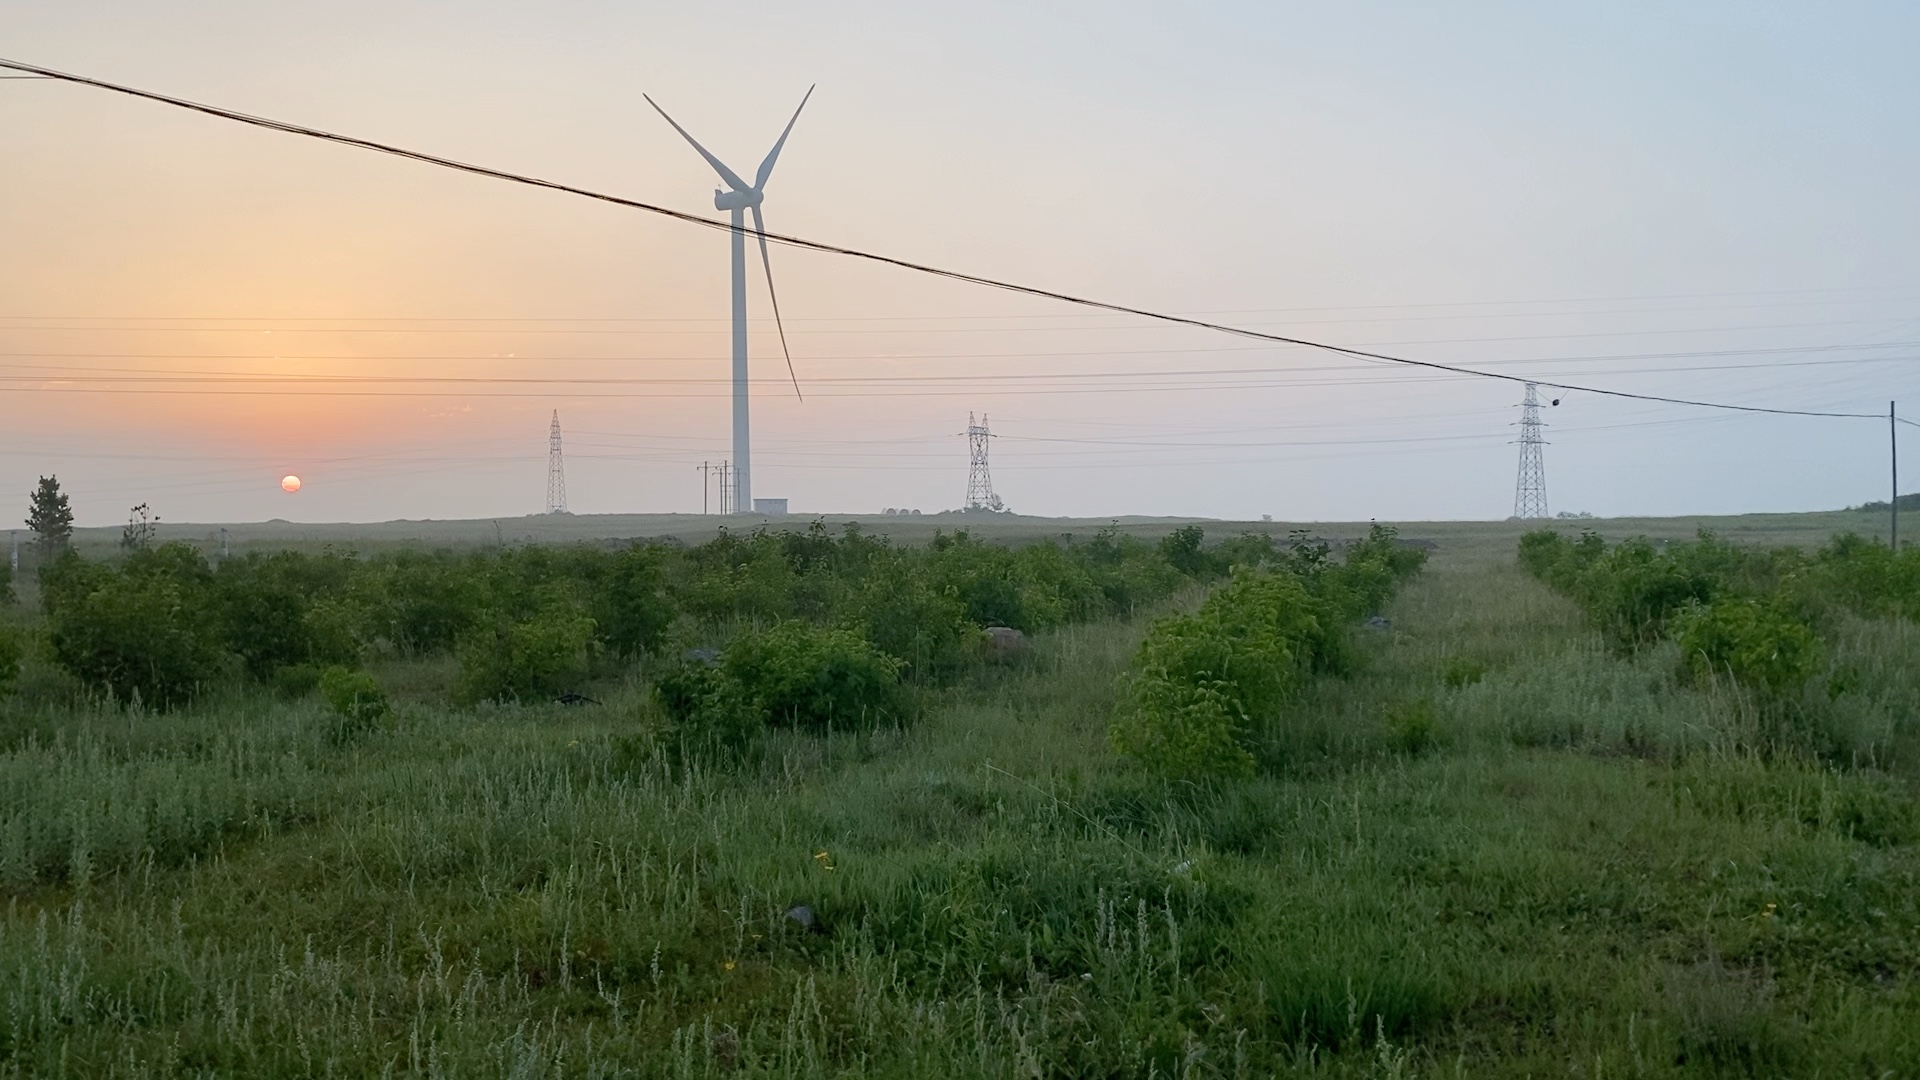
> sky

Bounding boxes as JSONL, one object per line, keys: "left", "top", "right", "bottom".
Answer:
{"left": 2, "top": 1, "right": 1917, "bottom": 527}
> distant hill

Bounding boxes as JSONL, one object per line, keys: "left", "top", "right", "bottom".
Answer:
{"left": 1853, "top": 493, "right": 1920, "bottom": 513}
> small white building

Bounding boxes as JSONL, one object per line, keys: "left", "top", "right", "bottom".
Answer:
{"left": 752, "top": 498, "right": 789, "bottom": 516}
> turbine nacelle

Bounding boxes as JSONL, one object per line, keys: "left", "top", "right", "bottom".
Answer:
{"left": 713, "top": 187, "right": 763, "bottom": 212}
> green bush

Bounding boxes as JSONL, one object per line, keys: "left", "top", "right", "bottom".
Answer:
{"left": 268, "top": 663, "right": 323, "bottom": 697}
{"left": 1215, "top": 531, "right": 1278, "bottom": 570}
{"left": 846, "top": 565, "right": 979, "bottom": 675}
{"left": 1158, "top": 525, "right": 1225, "bottom": 579}
{"left": 1387, "top": 696, "right": 1438, "bottom": 754}
{"left": 455, "top": 607, "right": 596, "bottom": 704}
{"left": 44, "top": 545, "right": 226, "bottom": 709}
{"left": 0, "top": 559, "right": 13, "bottom": 606}
{"left": 215, "top": 552, "right": 362, "bottom": 680}
{"left": 356, "top": 550, "right": 486, "bottom": 654}
{"left": 1518, "top": 528, "right": 1606, "bottom": 595}
{"left": 319, "top": 666, "right": 389, "bottom": 727}
{"left": 1584, "top": 538, "right": 1720, "bottom": 649}
{"left": 1112, "top": 570, "right": 1324, "bottom": 779}
{"left": 591, "top": 544, "right": 674, "bottom": 659}
{"left": 1674, "top": 599, "right": 1823, "bottom": 697}
{"left": 721, "top": 621, "right": 906, "bottom": 732}
{"left": 1810, "top": 533, "right": 1920, "bottom": 623}
{"left": 0, "top": 626, "right": 21, "bottom": 695}
{"left": 1109, "top": 675, "right": 1255, "bottom": 780}
{"left": 653, "top": 660, "right": 761, "bottom": 756}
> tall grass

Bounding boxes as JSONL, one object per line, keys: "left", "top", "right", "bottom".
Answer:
{"left": 1, "top": 549, "right": 1917, "bottom": 1075}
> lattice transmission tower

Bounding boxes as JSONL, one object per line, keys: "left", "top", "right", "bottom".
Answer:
{"left": 546, "top": 410, "right": 569, "bottom": 515}
{"left": 1513, "top": 383, "right": 1549, "bottom": 519}
{"left": 965, "top": 412, "right": 1003, "bottom": 511}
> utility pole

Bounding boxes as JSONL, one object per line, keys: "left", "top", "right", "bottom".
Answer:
{"left": 716, "top": 460, "right": 733, "bottom": 516}
{"left": 697, "top": 461, "right": 712, "bottom": 515}
{"left": 219, "top": 527, "right": 230, "bottom": 561}
{"left": 1894, "top": 401, "right": 1901, "bottom": 550}
{"left": 1513, "top": 383, "right": 1550, "bottom": 519}
{"left": 8, "top": 531, "right": 16, "bottom": 573}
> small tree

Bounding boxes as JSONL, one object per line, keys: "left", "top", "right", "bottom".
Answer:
{"left": 121, "top": 503, "right": 159, "bottom": 551}
{"left": 26, "top": 476, "right": 74, "bottom": 560}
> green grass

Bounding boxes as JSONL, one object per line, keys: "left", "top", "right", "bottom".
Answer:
{"left": 2, "top": 544, "right": 1918, "bottom": 1075}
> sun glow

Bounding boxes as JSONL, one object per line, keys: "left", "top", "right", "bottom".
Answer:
{"left": 281, "top": 475, "right": 302, "bottom": 493}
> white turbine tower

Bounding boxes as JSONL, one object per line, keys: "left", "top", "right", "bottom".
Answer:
{"left": 645, "top": 87, "right": 812, "bottom": 513}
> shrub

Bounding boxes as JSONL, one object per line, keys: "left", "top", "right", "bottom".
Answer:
{"left": 1076, "top": 527, "right": 1183, "bottom": 615}
{"left": 215, "top": 552, "right": 361, "bottom": 680}
{"left": 1108, "top": 676, "right": 1254, "bottom": 780}
{"left": 1141, "top": 571, "right": 1322, "bottom": 718}
{"left": 1387, "top": 697, "right": 1438, "bottom": 754}
{"left": 1112, "top": 570, "right": 1324, "bottom": 779}
{"left": 653, "top": 660, "right": 761, "bottom": 756}
{"left": 846, "top": 567, "right": 979, "bottom": 675}
{"left": 44, "top": 545, "right": 226, "bottom": 709}
{"left": 1674, "top": 599, "right": 1823, "bottom": 697}
{"left": 592, "top": 544, "right": 674, "bottom": 659}
{"left": 722, "top": 621, "right": 906, "bottom": 732}
{"left": 269, "top": 663, "right": 323, "bottom": 698}
{"left": 678, "top": 531, "right": 802, "bottom": 624}
{"left": 455, "top": 607, "right": 596, "bottom": 704}
{"left": 927, "top": 532, "right": 1034, "bottom": 630}
{"left": 1584, "top": 537, "right": 1719, "bottom": 650}
{"left": 0, "top": 626, "right": 21, "bottom": 695}
{"left": 1346, "top": 522, "right": 1429, "bottom": 584}
{"left": 0, "top": 558, "right": 13, "bottom": 606}
{"left": 357, "top": 550, "right": 486, "bottom": 654}
{"left": 1215, "top": 532, "right": 1278, "bottom": 570}
{"left": 1811, "top": 533, "right": 1920, "bottom": 623}
{"left": 319, "top": 667, "right": 389, "bottom": 725}
{"left": 1518, "top": 528, "right": 1606, "bottom": 595}
{"left": 1158, "top": 525, "right": 1224, "bottom": 579}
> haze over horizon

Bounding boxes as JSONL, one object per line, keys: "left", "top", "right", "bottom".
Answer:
{"left": 4, "top": 2, "right": 1916, "bottom": 528}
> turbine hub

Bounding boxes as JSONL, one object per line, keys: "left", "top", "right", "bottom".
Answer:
{"left": 714, "top": 187, "right": 763, "bottom": 211}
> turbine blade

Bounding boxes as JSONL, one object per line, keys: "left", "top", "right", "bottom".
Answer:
{"left": 751, "top": 203, "right": 802, "bottom": 400}
{"left": 754, "top": 84, "right": 815, "bottom": 191}
{"left": 642, "top": 93, "right": 751, "bottom": 192}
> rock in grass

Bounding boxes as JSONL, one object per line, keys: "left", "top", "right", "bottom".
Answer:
{"left": 982, "top": 626, "right": 1028, "bottom": 659}
{"left": 785, "top": 905, "right": 827, "bottom": 934}
{"left": 1364, "top": 615, "right": 1392, "bottom": 631}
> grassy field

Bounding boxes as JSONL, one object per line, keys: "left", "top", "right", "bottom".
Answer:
{"left": 2, "top": 517, "right": 1917, "bottom": 1075}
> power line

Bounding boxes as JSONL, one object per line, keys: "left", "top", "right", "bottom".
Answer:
{"left": 0, "top": 56, "right": 1894, "bottom": 424}
{"left": 5, "top": 285, "right": 1914, "bottom": 324}
{"left": 6, "top": 338, "right": 1917, "bottom": 369}
{"left": 1, "top": 351, "right": 1915, "bottom": 390}
{"left": 0, "top": 312, "right": 1912, "bottom": 337}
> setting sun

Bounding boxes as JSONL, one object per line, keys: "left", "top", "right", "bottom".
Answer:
{"left": 281, "top": 475, "right": 301, "bottom": 493}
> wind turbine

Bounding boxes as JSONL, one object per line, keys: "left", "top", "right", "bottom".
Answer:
{"left": 645, "top": 87, "right": 813, "bottom": 514}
